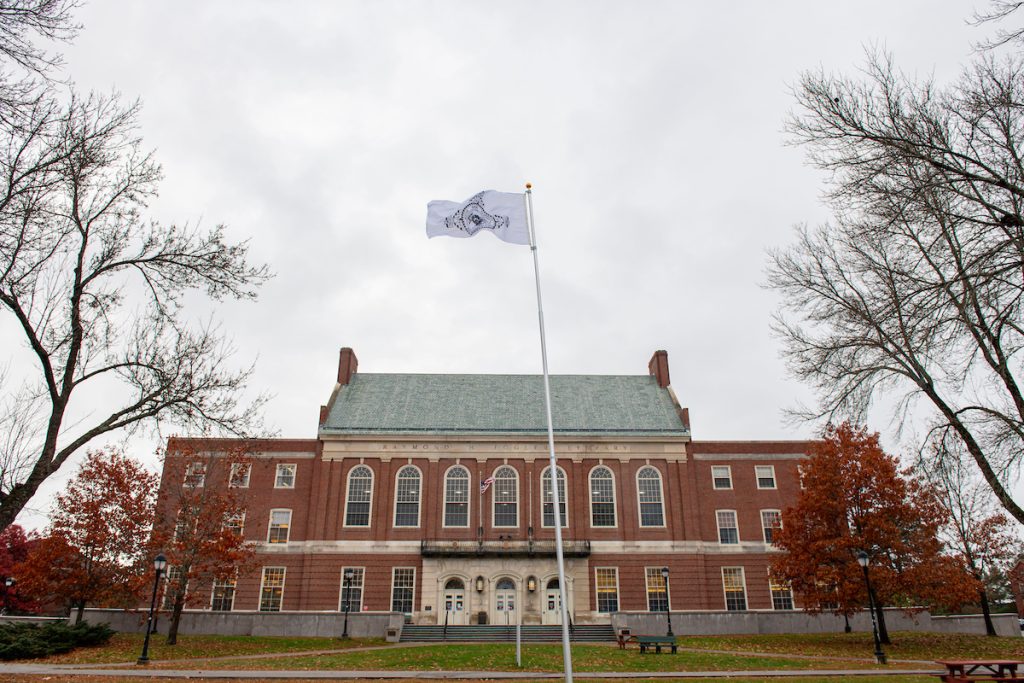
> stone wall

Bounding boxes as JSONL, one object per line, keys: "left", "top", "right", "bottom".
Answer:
{"left": 79, "top": 609, "right": 404, "bottom": 638}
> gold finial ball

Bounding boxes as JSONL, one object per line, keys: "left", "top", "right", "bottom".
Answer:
{"left": 525, "top": 182, "right": 532, "bottom": 189}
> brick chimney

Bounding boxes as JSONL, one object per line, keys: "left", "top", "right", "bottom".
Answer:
{"left": 337, "top": 347, "right": 359, "bottom": 385}
{"left": 648, "top": 349, "right": 670, "bottom": 388}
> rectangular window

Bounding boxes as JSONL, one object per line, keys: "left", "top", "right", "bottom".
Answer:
{"left": 391, "top": 567, "right": 415, "bottom": 613}
{"left": 590, "top": 471, "right": 616, "bottom": 527}
{"left": 722, "top": 567, "right": 747, "bottom": 611}
{"left": 711, "top": 465, "right": 732, "bottom": 490}
{"left": 184, "top": 462, "right": 206, "bottom": 488}
{"left": 223, "top": 510, "right": 245, "bottom": 536}
{"left": 645, "top": 567, "right": 668, "bottom": 612}
{"left": 595, "top": 567, "right": 619, "bottom": 613}
{"left": 229, "top": 462, "right": 251, "bottom": 488}
{"left": 267, "top": 509, "right": 291, "bottom": 543}
{"left": 755, "top": 465, "right": 776, "bottom": 489}
{"left": 340, "top": 567, "right": 365, "bottom": 612}
{"left": 161, "top": 566, "right": 184, "bottom": 609}
{"left": 211, "top": 578, "right": 236, "bottom": 611}
{"left": 275, "top": 464, "right": 297, "bottom": 489}
{"left": 259, "top": 567, "right": 286, "bottom": 612}
{"left": 770, "top": 576, "right": 794, "bottom": 610}
{"left": 493, "top": 474, "right": 518, "bottom": 528}
{"left": 761, "top": 509, "right": 781, "bottom": 544}
{"left": 717, "top": 509, "right": 739, "bottom": 544}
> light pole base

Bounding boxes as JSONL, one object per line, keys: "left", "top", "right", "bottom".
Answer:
{"left": 875, "top": 652, "right": 887, "bottom": 665}
{"left": 136, "top": 657, "right": 150, "bottom": 665}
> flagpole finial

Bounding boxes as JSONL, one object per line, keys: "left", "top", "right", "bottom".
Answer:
{"left": 525, "top": 182, "right": 532, "bottom": 190}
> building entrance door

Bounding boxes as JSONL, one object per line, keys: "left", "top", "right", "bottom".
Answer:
{"left": 495, "top": 578, "right": 516, "bottom": 625}
{"left": 443, "top": 578, "right": 467, "bottom": 625}
{"left": 542, "top": 578, "right": 562, "bottom": 625}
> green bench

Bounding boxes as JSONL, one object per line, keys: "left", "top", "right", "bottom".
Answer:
{"left": 637, "top": 635, "right": 677, "bottom": 654}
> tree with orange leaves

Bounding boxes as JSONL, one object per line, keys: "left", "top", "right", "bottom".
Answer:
{"left": 770, "top": 422, "right": 978, "bottom": 644}
{"left": 15, "top": 449, "right": 156, "bottom": 623}
{"left": 150, "top": 444, "right": 253, "bottom": 645}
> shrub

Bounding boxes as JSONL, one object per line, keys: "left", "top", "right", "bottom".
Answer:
{"left": 0, "top": 621, "right": 114, "bottom": 660}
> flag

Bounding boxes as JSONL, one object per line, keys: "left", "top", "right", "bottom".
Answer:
{"left": 426, "top": 190, "right": 530, "bottom": 245}
{"left": 480, "top": 475, "right": 495, "bottom": 493}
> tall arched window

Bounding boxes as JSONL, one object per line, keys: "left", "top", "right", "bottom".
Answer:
{"left": 345, "top": 465, "right": 373, "bottom": 527}
{"left": 636, "top": 466, "right": 665, "bottom": 527}
{"left": 444, "top": 466, "right": 470, "bottom": 527}
{"left": 393, "top": 465, "right": 421, "bottom": 527}
{"left": 589, "top": 466, "right": 616, "bottom": 527}
{"left": 542, "top": 466, "right": 567, "bottom": 527}
{"left": 492, "top": 465, "right": 518, "bottom": 527}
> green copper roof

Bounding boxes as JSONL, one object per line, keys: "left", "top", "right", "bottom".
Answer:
{"left": 319, "top": 374, "right": 688, "bottom": 436}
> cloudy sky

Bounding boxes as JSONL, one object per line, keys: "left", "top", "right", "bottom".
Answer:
{"left": 6, "top": 1, "right": 1002, "bottom": 524}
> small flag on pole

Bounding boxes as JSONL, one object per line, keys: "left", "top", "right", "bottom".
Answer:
{"left": 426, "top": 190, "right": 529, "bottom": 245}
{"left": 480, "top": 476, "right": 495, "bottom": 493}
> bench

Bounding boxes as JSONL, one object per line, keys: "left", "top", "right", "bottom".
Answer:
{"left": 636, "top": 635, "right": 677, "bottom": 654}
{"left": 935, "top": 660, "right": 1024, "bottom": 681}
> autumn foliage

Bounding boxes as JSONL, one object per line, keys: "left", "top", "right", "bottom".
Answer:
{"left": 0, "top": 524, "right": 35, "bottom": 612}
{"left": 770, "top": 423, "right": 978, "bottom": 641}
{"left": 151, "top": 443, "right": 254, "bottom": 645}
{"left": 14, "top": 449, "right": 157, "bottom": 622}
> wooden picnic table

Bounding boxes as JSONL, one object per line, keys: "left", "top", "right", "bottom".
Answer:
{"left": 935, "top": 659, "right": 1024, "bottom": 681}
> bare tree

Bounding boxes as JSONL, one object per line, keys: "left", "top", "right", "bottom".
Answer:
{"left": 767, "top": 50, "right": 1024, "bottom": 524}
{"left": 973, "top": 2, "right": 1024, "bottom": 51}
{"left": 0, "top": 90, "right": 271, "bottom": 530}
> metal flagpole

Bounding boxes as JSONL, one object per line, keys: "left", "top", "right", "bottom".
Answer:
{"left": 524, "top": 183, "right": 574, "bottom": 683}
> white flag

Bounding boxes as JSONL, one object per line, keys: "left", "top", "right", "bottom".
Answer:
{"left": 426, "top": 190, "right": 530, "bottom": 245}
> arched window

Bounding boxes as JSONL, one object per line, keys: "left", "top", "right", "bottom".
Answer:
{"left": 393, "top": 465, "right": 421, "bottom": 527}
{"left": 636, "top": 466, "right": 665, "bottom": 527}
{"left": 444, "top": 578, "right": 465, "bottom": 590}
{"left": 492, "top": 465, "right": 518, "bottom": 527}
{"left": 589, "top": 466, "right": 616, "bottom": 527}
{"left": 496, "top": 577, "right": 516, "bottom": 590}
{"left": 345, "top": 465, "right": 373, "bottom": 527}
{"left": 444, "top": 466, "right": 470, "bottom": 527}
{"left": 541, "top": 466, "right": 568, "bottom": 527}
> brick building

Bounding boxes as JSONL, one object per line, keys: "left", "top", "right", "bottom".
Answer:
{"left": 159, "top": 347, "right": 812, "bottom": 625}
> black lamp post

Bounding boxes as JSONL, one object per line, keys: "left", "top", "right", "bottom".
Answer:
{"left": 856, "top": 551, "right": 886, "bottom": 665}
{"left": 137, "top": 553, "right": 166, "bottom": 666}
{"left": 342, "top": 568, "right": 354, "bottom": 638}
{"left": 660, "top": 567, "right": 673, "bottom": 637}
{"left": 2, "top": 576, "right": 14, "bottom": 615}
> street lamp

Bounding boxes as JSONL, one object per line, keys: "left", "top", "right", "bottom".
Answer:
{"left": 137, "top": 554, "right": 166, "bottom": 666}
{"left": 2, "top": 576, "right": 14, "bottom": 615}
{"left": 342, "top": 568, "right": 354, "bottom": 639}
{"left": 660, "top": 567, "right": 673, "bottom": 637}
{"left": 856, "top": 551, "right": 886, "bottom": 665}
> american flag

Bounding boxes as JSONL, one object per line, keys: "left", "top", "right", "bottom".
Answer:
{"left": 480, "top": 476, "right": 496, "bottom": 493}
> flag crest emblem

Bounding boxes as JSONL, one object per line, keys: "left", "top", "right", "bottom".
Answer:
{"left": 426, "top": 190, "right": 530, "bottom": 245}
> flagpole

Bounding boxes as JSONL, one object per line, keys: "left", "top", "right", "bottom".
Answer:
{"left": 524, "top": 183, "right": 574, "bottom": 683}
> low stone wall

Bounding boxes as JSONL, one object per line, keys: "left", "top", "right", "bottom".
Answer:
{"left": 0, "top": 615, "right": 66, "bottom": 626}
{"left": 611, "top": 609, "right": 1021, "bottom": 637}
{"left": 80, "top": 609, "right": 404, "bottom": 639}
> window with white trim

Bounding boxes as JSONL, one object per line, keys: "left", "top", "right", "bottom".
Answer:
{"left": 391, "top": 567, "right": 415, "bottom": 613}
{"left": 761, "top": 509, "right": 781, "bottom": 544}
{"left": 229, "top": 462, "right": 250, "bottom": 488}
{"left": 636, "top": 466, "right": 665, "bottom": 527}
{"left": 340, "top": 567, "right": 365, "bottom": 612}
{"left": 345, "top": 465, "right": 373, "bottom": 527}
{"left": 589, "top": 466, "right": 616, "bottom": 527}
{"left": 267, "top": 509, "right": 291, "bottom": 543}
{"left": 211, "top": 578, "right": 236, "bottom": 611}
{"left": 769, "top": 575, "right": 794, "bottom": 610}
{"left": 259, "top": 567, "right": 285, "bottom": 611}
{"left": 595, "top": 567, "right": 619, "bottom": 613}
{"left": 722, "top": 567, "right": 747, "bottom": 611}
{"left": 443, "top": 466, "right": 470, "bottom": 527}
{"left": 493, "top": 466, "right": 518, "bottom": 528}
{"left": 755, "top": 465, "right": 776, "bottom": 489}
{"left": 542, "top": 466, "right": 568, "bottom": 528}
{"left": 275, "top": 463, "right": 296, "bottom": 489}
{"left": 717, "top": 509, "right": 739, "bottom": 544}
{"left": 393, "top": 465, "right": 421, "bottom": 527}
{"left": 223, "top": 510, "right": 245, "bottom": 536}
{"left": 161, "top": 566, "right": 184, "bottom": 609}
{"left": 711, "top": 465, "right": 732, "bottom": 489}
{"left": 645, "top": 567, "right": 668, "bottom": 611}
{"left": 183, "top": 462, "right": 206, "bottom": 488}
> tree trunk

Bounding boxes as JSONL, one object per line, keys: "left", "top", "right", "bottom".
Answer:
{"left": 74, "top": 599, "right": 85, "bottom": 625}
{"left": 166, "top": 593, "right": 185, "bottom": 645}
{"left": 979, "top": 587, "right": 997, "bottom": 637}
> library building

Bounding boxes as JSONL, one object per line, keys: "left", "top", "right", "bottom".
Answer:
{"left": 159, "top": 347, "right": 811, "bottom": 626}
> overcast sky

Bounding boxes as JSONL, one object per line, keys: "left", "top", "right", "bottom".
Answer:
{"left": 6, "top": 1, "right": 1004, "bottom": 525}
